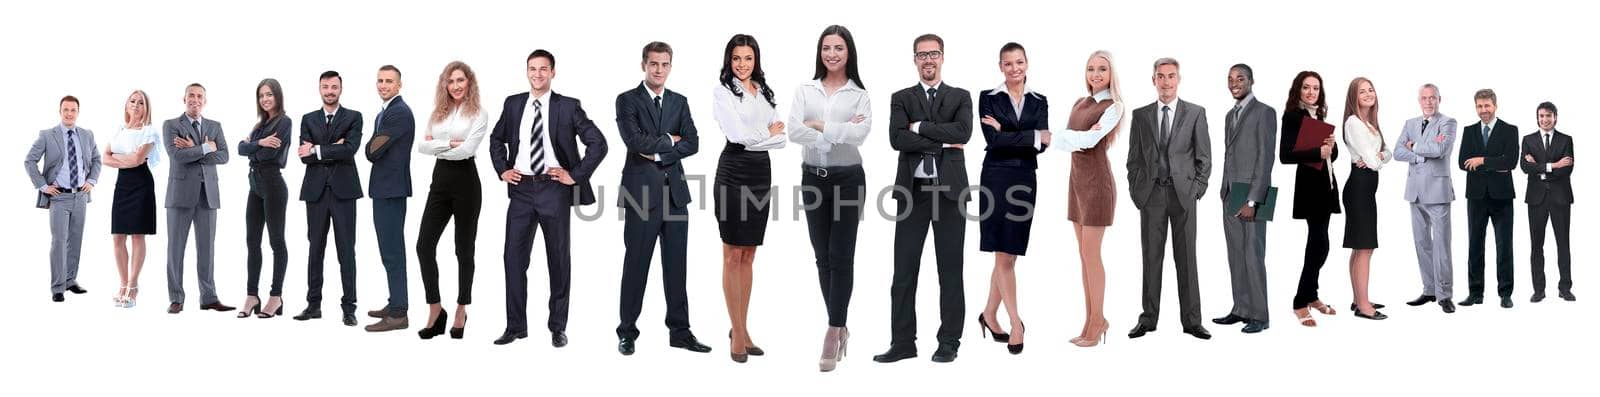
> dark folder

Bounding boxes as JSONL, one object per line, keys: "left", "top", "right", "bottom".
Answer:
{"left": 1226, "top": 182, "right": 1278, "bottom": 221}
{"left": 1295, "top": 116, "right": 1335, "bottom": 171}
{"left": 37, "top": 191, "right": 50, "bottom": 209}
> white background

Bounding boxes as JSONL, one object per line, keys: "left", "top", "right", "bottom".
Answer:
{"left": 4, "top": 0, "right": 1593, "bottom": 395}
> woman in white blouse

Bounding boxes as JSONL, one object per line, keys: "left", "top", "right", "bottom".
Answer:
{"left": 788, "top": 25, "right": 872, "bottom": 372}
{"left": 415, "top": 61, "right": 490, "bottom": 339}
{"left": 1340, "top": 77, "right": 1390, "bottom": 320}
{"left": 1052, "top": 50, "right": 1126, "bottom": 347}
{"left": 102, "top": 89, "right": 161, "bottom": 308}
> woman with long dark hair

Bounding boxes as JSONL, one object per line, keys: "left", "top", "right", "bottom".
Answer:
{"left": 1279, "top": 71, "right": 1343, "bottom": 327}
{"left": 237, "top": 79, "right": 291, "bottom": 318}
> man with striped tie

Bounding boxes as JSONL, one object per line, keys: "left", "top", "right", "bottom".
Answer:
{"left": 489, "top": 49, "right": 609, "bottom": 346}
{"left": 25, "top": 96, "right": 101, "bottom": 302}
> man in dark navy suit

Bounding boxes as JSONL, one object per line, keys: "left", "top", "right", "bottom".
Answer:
{"left": 364, "top": 65, "right": 416, "bottom": 332}
{"left": 294, "top": 71, "right": 366, "bottom": 326}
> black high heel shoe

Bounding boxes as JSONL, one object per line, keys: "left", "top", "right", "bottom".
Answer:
{"left": 977, "top": 314, "right": 1009, "bottom": 342}
{"left": 236, "top": 296, "right": 261, "bottom": 319}
{"left": 450, "top": 312, "right": 467, "bottom": 339}
{"left": 1007, "top": 322, "right": 1026, "bottom": 355}
{"left": 418, "top": 308, "right": 448, "bottom": 340}
{"left": 729, "top": 330, "right": 765, "bottom": 356}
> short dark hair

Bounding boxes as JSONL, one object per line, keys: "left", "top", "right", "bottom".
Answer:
{"left": 1230, "top": 63, "right": 1254, "bottom": 82}
{"left": 378, "top": 65, "right": 401, "bottom": 79}
{"left": 186, "top": 83, "right": 206, "bottom": 92}
{"left": 1537, "top": 101, "right": 1558, "bottom": 116}
{"left": 527, "top": 49, "right": 556, "bottom": 68}
{"left": 60, "top": 95, "right": 79, "bottom": 107}
{"left": 641, "top": 41, "right": 672, "bottom": 63}
{"left": 319, "top": 70, "right": 342, "bottom": 83}
{"left": 913, "top": 33, "right": 944, "bottom": 52}
{"left": 999, "top": 42, "right": 1025, "bottom": 58}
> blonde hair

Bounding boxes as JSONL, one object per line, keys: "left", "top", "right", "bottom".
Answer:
{"left": 124, "top": 90, "right": 152, "bottom": 127}
{"left": 431, "top": 61, "right": 482, "bottom": 125}
{"left": 1083, "top": 50, "right": 1125, "bottom": 144}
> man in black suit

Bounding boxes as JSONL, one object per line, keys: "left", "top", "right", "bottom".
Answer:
{"left": 612, "top": 42, "right": 708, "bottom": 355}
{"left": 876, "top": 34, "right": 971, "bottom": 364}
{"left": 364, "top": 65, "right": 415, "bottom": 331}
{"left": 294, "top": 71, "right": 365, "bottom": 325}
{"left": 1458, "top": 88, "right": 1519, "bottom": 309}
{"left": 1521, "top": 101, "right": 1575, "bottom": 302}
{"left": 490, "top": 50, "right": 608, "bottom": 346}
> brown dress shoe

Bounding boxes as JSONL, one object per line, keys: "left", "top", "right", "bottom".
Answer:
{"left": 365, "top": 316, "right": 409, "bottom": 332}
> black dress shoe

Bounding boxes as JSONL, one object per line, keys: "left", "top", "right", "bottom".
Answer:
{"left": 1500, "top": 297, "right": 1514, "bottom": 308}
{"left": 168, "top": 303, "right": 183, "bottom": 314}
{"left": 618, "top": 338, "right": 637, "bottom": 355}
{"left": 1241, "top": 320, "right": 1269, "bottom": 334}
{"left": 1406, "top": 295, "right": 1437, "bottom": 306}
{"left": 1458, "top": 295, "right": 1483, "bottom": 306}
{"left": 552, "top": 332, "right": 568, "bottom": 348}
{"left": 1349, "top": 303, "right": 1386, "bottom": 312}
{"left": 669, "top": 335, "right": 712, "bottom": 353}
{"left": 1440, "top": 300, "right": 1456, "bottom": 313}
{"left": 1560, "top": 291, "right": 1577, "bottom": 301}
{"left": 293, "top": 307, "right": 322, "bottom": 321}
{"left": 1212, "top": 314, "right": 1245, "bottom": 325}
{"left": 872, "top": 345, "right": 917, "bottom": 363}
{"left": 51, "top": 293, "right": 64, "bottom": 302}
{"left": 1183, "top": 326, "right": 1212, "bottom": 340}
{"left": 493, "top": 330, "right": 528, "bottom": 345}
{"left": 342, "top": 312, "right": 358, "bottom": 326}
{"left": 931, "top": 344, "right": 959, "bottom": 363}
{"left": 1128, "top": 324, "right": 1156, "bottom": 339}
{"left": 200, "top": 302, "right": 236, "bottom": 312}
{"left": 1531, "top": 292, "right": 1546, "bottom": 303}
{"left": 66, "top": 285, "right": 88, "bottom": 294}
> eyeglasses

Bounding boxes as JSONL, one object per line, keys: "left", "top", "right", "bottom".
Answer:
{"left": 915, "top": 51, "right": 943, "bottom": 60}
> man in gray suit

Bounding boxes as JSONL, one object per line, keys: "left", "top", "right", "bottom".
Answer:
{"left": 1211, "top": 64, "right": 1276, "bottom": 334}
{"left": 163, "top": 83, "right": 235, "bottom": 314}
{"left": 1393, "top": 83, "right": 1459, "bottom": 313}
{"left": 24, "top": 96, "right": 100, "bottom": 302}
{"left": 1127, "top": 58, "right": 1212, "bottom": 340}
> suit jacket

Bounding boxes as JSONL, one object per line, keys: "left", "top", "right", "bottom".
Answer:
{"left": 1458, "top": 118, "right": 1518, "bottom": 200}
{"left": 366, "top": 96, "right": 415, "bottom": 199}
{"left": 1521, "top": 129, "right": 1574, "bottom": 205}
{"left": 978, "top": 88, "right": 1048, "bottom": 169}
{"left": 1393, "top": 113, "right": 1458, "bottom": 204}
{"left": 1280, "top": 108, "right": 1340, "bottom": 218}
{"left": 24, "top": 125, "right": 102, "bottom": 198}
{"left": 1220, "top": 97, "right": 1277, "bottom": 205}
{"left": 299, "top": 107, "right": 365, "bottom": 202}
{"left": 889, "top": 83, "right": 973, "bottom": 202}
{"left": 162, "top": 114, "right": 230, "bottom": 209}
{"left": 615, "top": 83, "right": 698, "bottom": 210}
{"left": 489, "top": 91, "right": 609, "bottom": 206}
{"left": 1128, "top": 99, "right": 1211, "bottom": 211}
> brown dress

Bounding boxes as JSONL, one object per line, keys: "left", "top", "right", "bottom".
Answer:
{"left": 1066, "top": 96, "right": 1117, "bottom": 226}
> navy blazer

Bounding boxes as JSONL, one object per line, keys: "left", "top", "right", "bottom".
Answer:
{"left": 1459, "top": 119, "right": 1519, "bottom": 200}
{"left": 299, "top": 106, "right": 365, "bottom": 202}
{"left": 978, "top": 88, "right": 1048, "bottom": 169}
{"left": 488, "top": 91, "right": 609, "bottom": 206}
{"left": 366, "top": 96, "right": 415, "bottom": 199}
{"left": 615, "top": 83, "right": 699, "bottom": 210}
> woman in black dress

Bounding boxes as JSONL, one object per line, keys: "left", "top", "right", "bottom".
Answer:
{"left": 237, "top": 78, "right": 292, "bottom": 318}
{"left": 1279, "top": 71, "right": 1341, "bottom": 327}
{"left": 104, "top": 90, "right": 159, "bottom": 308}
{"left": 976, "top": 42, "right": 1049, "bottom": 354}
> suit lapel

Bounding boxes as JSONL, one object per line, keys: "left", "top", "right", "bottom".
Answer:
{"left": 640, "top": 85, "right": 662, "bottom": 131}
{"left": 996, "top": 92, "right": 1020, "bottom": 127}
{"left": 1169, "top": 101, "right": 1190, "bottom": 153}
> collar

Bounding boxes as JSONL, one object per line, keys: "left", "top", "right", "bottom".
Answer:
{"left": 1235, "top": 93, "right": 1255, "bottom": 108}
{"left": 381, "top": 96, "right": 398, "bottom": 112}
{"left": 186, "top": 114, "right": 204, "bottom": 126}
{"left": 1541, "top": 129, "right": 1554, "bottom": 137}
{"left": 1482, "top": 118, "right": 1497, "bottom": 131}
{"left": 1091, "top": 89, "right": 1112, "bottom": 102}
{"left": 804, "top": 78, "right": 863, "bottom": 94}
{"left": 1157, "top": 97, "right": 1179, "bottom": 110}
{"left": 529, "top": 90, "right": 553, "bottom": 107}
{"left": 920, "top": 81, "right": 943, "bottom": 93}
{"left": 59, "top": 123, "right": 75, "bottom": 133}
{"left": 641, "top": 82, "right": 666, "bottom": 98}
{"left": 323, "top": 107, "right": 339, "bottom": 119}
{"left": 989, "top": 83, "right": 1037, "bottom": 97}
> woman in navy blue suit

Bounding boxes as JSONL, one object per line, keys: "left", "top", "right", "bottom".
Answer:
{"left": 975, "top": 42, "right": 1050, "bottom": 354}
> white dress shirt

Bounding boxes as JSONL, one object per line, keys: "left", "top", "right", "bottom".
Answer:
{"left": 514, "top": 91, "right": 561, "bottom": 175}
{"left": 1344, "top": 115, "right": 1391, "bottom": 170}
{"left": 111, "top": 124, "right": 162, "bottom": 167}
{"left": 788, "top": 79, "right": 872, "bottom": 167}
{"left": 418, "top": 106, "right": 489, "bottom": 161}
{"left": 1053, "top": 89, "right": 1120, "bottom": 151}
{"left": 713, "top": 79, "right": 785, "bottom": 151}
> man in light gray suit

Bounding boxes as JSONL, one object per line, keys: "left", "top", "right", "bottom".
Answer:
{"left": 163, "top": 83, "right": 234, "bottom": 314}
{"left": 1127, "top": 58, "right": 1212, "bottom": 340}
{"left": 1393, "top": 83, "right": 1459, "bottom": 314}
{"left": 24, "top": 96, "right": 100, "bottom": 302}
{"left": 1212, "top": 64, "right": 1276, "bottom": 334}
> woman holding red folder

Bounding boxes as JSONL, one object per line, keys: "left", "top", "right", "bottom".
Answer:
{"left": 1279, "top": 71, "right": 1343, "bottom": 327}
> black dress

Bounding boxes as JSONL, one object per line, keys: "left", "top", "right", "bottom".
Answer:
{"left": 111, "top": 164, "right": 157, "bottom": 235}
{"left": 714, "top": 142, "right": 771, "bottom": 246}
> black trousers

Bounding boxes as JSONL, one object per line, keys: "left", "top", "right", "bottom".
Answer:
{"left": 1293, "top": 212, "right": 1332, "bottom": 309}
{"left": 1467, "top": 198, "right": 1515, "bottom": 298}
{"left": 617, "top": 187, "right": 690, "bottom": 341}
{"left": 305, "top": 186, "right": 358, "bottom": 313}
{"left": 802, "top": 165, "right": 865, "bottom": 328}
{"left": 889, "top": 179, "right": 966, "bottom": 349}
{"left": 503, "top": 179, "right": 572, "bottom": 334}
{"left": 417, "top": 159, "right": 481, "bottom": 305}
{"left": 1528, "top": 201, "right": 1571, "bottom": 294}
{"left": 245, "top": 168, "right": 288, "bottom": 297}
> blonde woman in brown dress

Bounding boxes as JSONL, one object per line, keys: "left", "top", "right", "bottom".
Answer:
{"left": 1051, "top": 50, "right": 1125, "bottom": 347}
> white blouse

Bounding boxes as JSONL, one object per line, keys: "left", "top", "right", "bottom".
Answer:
{"left": 418, "top": 106, "right": 489, "bottom": 161}
{"left": 1344, "top": 115, "right": 1391, "bottom": 170}
{"left": 109, "top": 124, "right": 161, "bottom": 167}
{"left": 788, "top": 79, "right": 872, "bottom": 167}
{"left": 712, "top": 79, "right": 785, "bottom": 151}
{"left": 1052, "top": 89, "right": 1122, "bottom": 151}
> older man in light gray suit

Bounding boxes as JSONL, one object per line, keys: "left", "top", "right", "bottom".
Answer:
{"left": 24, "top": 96, "right": 100, "bottom": 302}
{"left": 162, "top": 83, "right": 234, "bottom": 314}
{"left": 1212, "top": 64, "right": 1276, "bottom": 334}
{"left": 1127, "top": 58, "right": 1212, "bottom": 340}
{"left": 1394, "top": 84, "right": 1459, "bottom": 313}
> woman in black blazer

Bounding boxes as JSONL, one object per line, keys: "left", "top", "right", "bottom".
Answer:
{"left": 976, "top": 43, "right": 1050, "bottom": 354}
{"left": 1279, "top": 71, "right": 1341, "bottom": 327}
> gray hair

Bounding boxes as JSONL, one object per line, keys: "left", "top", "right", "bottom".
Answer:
{"left": 1419, "top": 83, "right": 1440, "bottom": 98}
{"left": 1152, "top": 57, "right": 1180, "bottom": 72}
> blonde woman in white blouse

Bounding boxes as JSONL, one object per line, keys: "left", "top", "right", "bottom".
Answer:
{"left": 1340, "top": 77, "right": 1390, "bottom": 320}
{"left": 414, "top": 61, "right": 490, "bottom": 339}
{"left": 102, "top": 90, "right": 161, "bottom": 308}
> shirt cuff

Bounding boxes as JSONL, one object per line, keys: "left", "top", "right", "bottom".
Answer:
{"left": 1546, "top": 164, "right": 1553, "bottom": 173}
{"left": 86, "top": 179, "right": 97, "bottom": 186}
{"left": 201, "top": 143, "right": 214, "bottom": 155}
{"left": 315, "top": 145, "right": 323, "bottom": 160}
{"left": 1033, "top": 130, "right": 1043, "bottom": 150}
{"left": 911, "top": 122, "right": 921, "bottom": 134}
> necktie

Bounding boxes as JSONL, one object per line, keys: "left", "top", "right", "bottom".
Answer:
{"left": 191, "top": 120, "right": 200, "bottom": 140}
{"left": 66, "top": 129, "right": 80, "bottom": 188}
{"left": 653, "top": 95, "right": 662, "bottom": 111}
{"left": 927, "top": 87, "right": 938, "bottom": 103}
{"left": 325, "top": 114, "right": 334, "bottom": 129}
{"left": 1158, "top": 106, "right": 1172, "bottom": 180}
{"left": 1545, "top": 133, "right": 1551, "bottom": 151}
{"left": 529, "top": 99, "right": 546, "bottom": 175}
{"left": 1229, "top": 104, "right": 1242, "bottom": 131}
{"left": 1159, "top": 105, "right": 1172, "bottom": 147}
{"left": 1482, "top": 125, "right": 1490, "bottom": 147}
{"left": 1421, "top": 118, "right": 1430, "bottom": 137}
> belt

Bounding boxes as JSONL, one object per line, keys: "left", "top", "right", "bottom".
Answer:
{"left": 53, "top": 187, "right": 85, "bottom": 194}
{"left": 911, "top": 177, "right": 939, "bottom": 184}
{"left": 522, "top": 173, "right": 555, "bottom": 182}
{"left": 1155, "top": 177, "right": 1174, "bottom": 187}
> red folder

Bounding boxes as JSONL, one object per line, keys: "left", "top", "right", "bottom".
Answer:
{"left": 1294, "top": 116, "right": 1335, "bottom": 171}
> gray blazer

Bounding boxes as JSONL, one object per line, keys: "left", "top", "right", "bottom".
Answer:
{"left": 24, "top": 125, "right": 102, "bottom": 195}
{"left": 1220, "top": 96, "right": 1276, "bottom": 203}
{"left": 1128, "top": 99, "right": 1211, "bottom": 211}
{"left": 1393, "top": 113, "right": 1458, "bottom": 204}
{"left": 162, "top": 114, "right": 229, "bottom": 209}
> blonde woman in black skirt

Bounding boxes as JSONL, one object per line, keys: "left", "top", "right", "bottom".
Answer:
{"left": 104, "top": 90, "right": 161, "bottom": 308}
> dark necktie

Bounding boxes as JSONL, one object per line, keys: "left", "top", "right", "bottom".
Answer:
{"left": 1421, "top": 118, "right": 1430, "bottom": 139}
{"left": 325, "top": 114, "right": 334, "bottom": 129}
{"left": 653, "top": 95, "right": 662, "bottom": 111}
{"left": 191, "top": 120, "right": 200, "bottom": 140}
{"left": 529, "top": 99, "right": 546, "bottom": 175}
{"left": 66, "top": 129, "right": 80, "bottom": 188}
{"left": 1229, "top": 104, "right": 1242, "bottom": 131}
{"left": 1545, "top": 133, "right": 1552, "bottom": 151}
{"left": 921, "top": 87, "right": 941, "bottom": 176}
{"left": 1158, "top": 105, "right": 1172, "bottom": 180}
{"left": 926, "top": 87, "right": 938, "bottom": 103}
